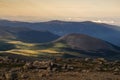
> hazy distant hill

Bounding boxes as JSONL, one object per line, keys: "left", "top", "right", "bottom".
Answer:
{"left": 0, "top": 25, "right": 59, "bottom": 43}
{"left": 0, "top": 20, "right": 120, "bottom": 46}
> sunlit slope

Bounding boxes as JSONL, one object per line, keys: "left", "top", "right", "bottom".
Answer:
{"left": 0, "top": 40, "right": 62, "bottom": 57}
{"left": 1, "top": 40, "right": 39, "bottom": 56}
{"left": 0, "top": 39, "right": 79, "bottom": 58}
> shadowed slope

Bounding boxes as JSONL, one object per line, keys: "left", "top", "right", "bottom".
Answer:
{"left": 0, "top": 25, "right": 59, "bottom": 43}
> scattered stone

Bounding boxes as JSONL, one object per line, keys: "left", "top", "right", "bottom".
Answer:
{"left": 81, "top": 70, "right": 90, "bottom": 73}
{"left": 23, "top": 62, "right": 33, "bottom": 70}
{"left": 52, "top": 68, "right": 57, "bottom": 72}
{"left": 85, "top": 58, "right": 92, "bottom": 62}
{"left": 5, "top": 71, "right": 18, "bottom": 80}
{"left": 21, "top": 74, "right": 29, "bottom": 79}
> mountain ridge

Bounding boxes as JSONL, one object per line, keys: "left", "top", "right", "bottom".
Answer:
{"left": 0, "top": 19, "right": 120, "bottom": 46}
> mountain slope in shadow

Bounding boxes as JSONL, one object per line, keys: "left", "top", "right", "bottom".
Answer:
{"left": 0, "top": 41, "right": 15, "bottom": 51}
{"left": 0, "top": 25, "right": 59, "bottom": 43}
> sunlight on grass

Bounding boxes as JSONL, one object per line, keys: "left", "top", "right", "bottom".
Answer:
{"left": 8, "top": 41, "right": 36, "bottom": 47}
{"left": 0, "top": 40, "right": 67, "bottom": 57}
{"left": 4, "top": 49, "right": 60, "bottom": 57}
{"left": 38, "top": 49, "right": 59, "bottom": 54}
{"left": 6, "top": 49, "right": 38, "bottom": 56}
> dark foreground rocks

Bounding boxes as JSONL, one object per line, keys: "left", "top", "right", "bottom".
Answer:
{"left": 0, "top": 56, "right": 120, "bottom": 80}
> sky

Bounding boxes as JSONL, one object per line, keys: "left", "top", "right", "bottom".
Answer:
{"left": 0, "top": 0, "right": 120, "bottom": 25}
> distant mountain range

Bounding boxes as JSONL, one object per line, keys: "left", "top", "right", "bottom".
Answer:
{"left": 0, "top": 19, "right": 120, "bottom": 46}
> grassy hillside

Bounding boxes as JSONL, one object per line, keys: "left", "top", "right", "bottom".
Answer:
{"left": 0, "top": 37, "right": 120, "bottom": 60}
{"left": 0, "top": 39, "right": 79, "bottom": 58}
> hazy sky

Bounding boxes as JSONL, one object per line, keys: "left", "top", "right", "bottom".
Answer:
{"left": 0, "top": 0, "right": 120, "bottom": 22}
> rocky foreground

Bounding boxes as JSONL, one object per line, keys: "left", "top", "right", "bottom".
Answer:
{"left": 0, "top": 56, "right": 120, "bottom": 80}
